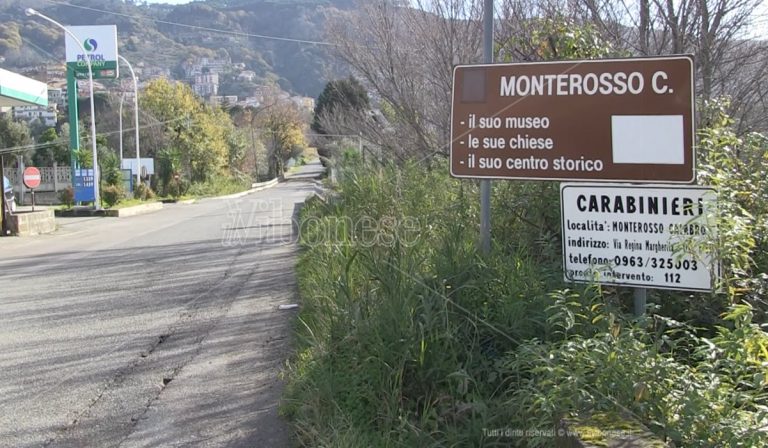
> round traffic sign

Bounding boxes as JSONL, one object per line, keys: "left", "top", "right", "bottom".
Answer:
{"left": 23, "top": 167, "right": 41, "bottom": 189}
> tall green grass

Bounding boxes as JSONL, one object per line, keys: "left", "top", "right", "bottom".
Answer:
{"left": 283, "top": 156, "right": 768, "bottom": 447}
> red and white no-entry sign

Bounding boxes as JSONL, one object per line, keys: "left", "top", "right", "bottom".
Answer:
{"left": 23, "top": 167, "right": 41, "bottom": 189}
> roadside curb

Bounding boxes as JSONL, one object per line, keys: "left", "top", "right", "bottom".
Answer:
{"left": 55, "top": 202, "right": 163, "bottom": 218}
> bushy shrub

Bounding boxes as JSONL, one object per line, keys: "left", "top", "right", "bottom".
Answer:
{"left": 156, "top": 147, "right": 183, "bottom": 197}
{"left": 101, "top": 184, "right": 124, "bottom": 208}
{"left": 98, "top": 148, "right": 122, "bottom": 188}
{"left": 133, "top": 182, "right": 156, "bottom": 201}
{"left": 163, "top": 177, "right": 188, "bottom": 200}
{"left": 284, "top": 144, "right": 768, "bottom": 447}
{"left": 185, "top": 174, "right": 249, "bottom": 197}
{"left": 57, "top": 186, "right": 74, "bottom": 208}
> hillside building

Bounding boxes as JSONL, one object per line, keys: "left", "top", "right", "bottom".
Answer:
{"left": 12, "top": 105, "right": 57, "bottom": 127}
{"left": 192, "top": 73, "right": 219, "bottom": 97}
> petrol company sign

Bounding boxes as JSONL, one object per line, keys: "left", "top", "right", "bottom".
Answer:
{"left": 65, "top": 25, "right": 118, "bottom": 79}
{"left": 450, "top": 56, "right": 695, "bottom": 183}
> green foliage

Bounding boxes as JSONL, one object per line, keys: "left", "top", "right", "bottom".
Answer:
{"left": 140, "top": 79, "right": 231, "bottom": 182}
{"left": 73, "top": 148, "right": 93, "bottom": 169}
{"left": 285, "top": 144, "right": 768, "bottom": 446}
{"left": 185, "top": 173, "right": 250, "bottom": 197}
{"left": 0, "top": 113, "right": 31, "bottom": 150}
{"left": 98, "top": 148, "right": 122, "bottom": 188}
{"left": 504, "top": 310, "right": 768, "bottom": 447}
{"left": 259, "top": 102, "right": 308, "bottom": 178}
{"left": 227, "top": 128, "right": 248, "bottom": 173}
{"left": 57, "top": 186, "right": 74, "bottom": 208}
{"left": 133, "top": 183, "right": 156, "bottom": 201}
{"left": 497, "top": 16, "right": 621, "bottom": 63}
{"left": 227, "top": 106, "right": 268, "bottom": 179}
{"left": 312, "top": 76, "right": 370, "bottom": 134}
{"left": 163, "top": 177, "right": 187, "bottom": 201}
{"left": 101, "top": 184, "right": 125, "bottom": 208}
{"left": 156, "top": 147, "right": 183, "bottom": 198}
{"left": 697, "top": 100, "right": 768, "bottom": 310}
{"left": 32, "top": 128, "right": 69, "bottom": 167}
{"left": 286, "top": 161, "right": 555, "bottom": 446}
{"left": 531, "top": 18, "right": 618, "bottom": 60}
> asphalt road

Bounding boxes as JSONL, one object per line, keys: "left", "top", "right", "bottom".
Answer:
{"left": 0, "top": 161, "right": 325, "bottom": 447}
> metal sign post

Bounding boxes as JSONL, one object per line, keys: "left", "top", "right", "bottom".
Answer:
{"left": 23, "top": 167, "right": 42, "bottom": 212}
{"left": 479, "top": 0, "right": 493, "bottom": 255}
{"left": 633, "top": 288, "right": 647, "bottom": 317}
{"left": 0, "top": 155, "right": 7, "bottom": 235}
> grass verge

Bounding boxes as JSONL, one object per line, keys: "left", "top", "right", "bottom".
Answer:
{"left": 282, "top": 158, "right": 768, "bottom": 447}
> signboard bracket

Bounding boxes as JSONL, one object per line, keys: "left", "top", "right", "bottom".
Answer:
{"left": 633, "top": 287, "right": 647, "bottom": 317}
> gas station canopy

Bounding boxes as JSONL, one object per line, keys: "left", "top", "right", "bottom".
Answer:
{"left": 0, "top": 68, "right": 48, "bottom": 107}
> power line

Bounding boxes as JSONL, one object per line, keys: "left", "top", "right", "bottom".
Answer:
{"left": 42, "top": 0, "right": 337, "bottom": 47}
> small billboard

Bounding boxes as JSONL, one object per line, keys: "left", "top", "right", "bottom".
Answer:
{"left": 560, "top": 183, "right": 718, "bottom": 292}
{"left": 121, "top": 158, "right": 155, "bottom": 177}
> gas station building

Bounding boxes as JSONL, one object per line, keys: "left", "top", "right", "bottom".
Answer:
{"left": 1, "top": 68, "right": 49, "bottom": 233}
{"left": 0, "top": 68, "right": 48, "bottom": 109}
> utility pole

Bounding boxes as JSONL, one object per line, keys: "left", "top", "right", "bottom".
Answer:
{"left": 0, "top": 155, "right": 7, "bottom": 235}
{"left": 118, "top": 92, "right": 124, "bottom": 161}
{"left": 118, "top": 55, "right": 140, "bottom": 187}
{"left": 250, "top": 117, "right": 258, "bottom": 181}
{"left": 480, "top": 0, "right": 493, "bottom": 255}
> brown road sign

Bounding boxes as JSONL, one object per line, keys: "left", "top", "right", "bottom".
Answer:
{"left": 450, "top": 56, "right": 695, "bottom": 182}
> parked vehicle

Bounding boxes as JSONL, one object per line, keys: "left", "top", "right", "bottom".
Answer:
{"left": 3, "top": 176, "right": 16, "bottom": 213}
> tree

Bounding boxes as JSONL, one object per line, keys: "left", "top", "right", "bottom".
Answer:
{"left": 327, "top": 0, "right": 484, "bottom": 159}
{"left": 32, "top": 127, "right": 68, "bottom": 166}
{"left": 228, "top": 105, "right": 267, "bottom": 179}
{"left": 258, "top": 101, "right": 307, "bottom": 179}
{"left": 554, "top": 0, "right": 768, "bottom": 131}
{"left": 226, "top": 129, "right": 248, "bottom": 174}
{"left": 140, "top": 79, "right": 232, "bottom": 182}
{"left": 0, "top": 114, "right": 32, "bottom": 166}
{"left": 311, "top": 77, "right": 370, "bottom": 135}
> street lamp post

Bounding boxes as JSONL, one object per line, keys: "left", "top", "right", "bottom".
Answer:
{"left": 25, "top": 8, "right": 100, "bottom": 208}
{"left": 118, "top": 91, "right": 124, "bottom": 161}
{"left": 118, "top": 55, "right": 140, "bottom": 187}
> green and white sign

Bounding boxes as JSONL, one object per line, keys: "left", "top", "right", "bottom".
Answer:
{"left": 0, "top": 69, "right": 48, "bottom": 107}
{"left": 65, "top": 25, "right": 118, "bottom": 79}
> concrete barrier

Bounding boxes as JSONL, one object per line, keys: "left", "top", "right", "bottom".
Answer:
{"left": 216, "top": 178, "right": 280, "bottom": 200}
{"left": 8, "top": 209, "right": 56, "bottom": 236}
{"left": 104, "top": 202, "right": 163, "bottom": 217}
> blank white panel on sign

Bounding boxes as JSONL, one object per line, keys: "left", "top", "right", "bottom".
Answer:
{"left": 611, "top": 115, "right": 684, "bottom": 164}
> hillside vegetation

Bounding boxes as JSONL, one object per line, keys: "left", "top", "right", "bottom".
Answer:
{"left": 286, "top": 0, "right": 768, "bottom": 446}
{"left": 285, "top": 102, "right": 768, "bottom": 447}
{"left": 0, "top": 0, "right": 351, "bottom": 96}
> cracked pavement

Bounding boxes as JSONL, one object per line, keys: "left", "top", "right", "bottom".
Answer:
{"left": 0, "top": 161, "right": 324, "bottom": 447}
